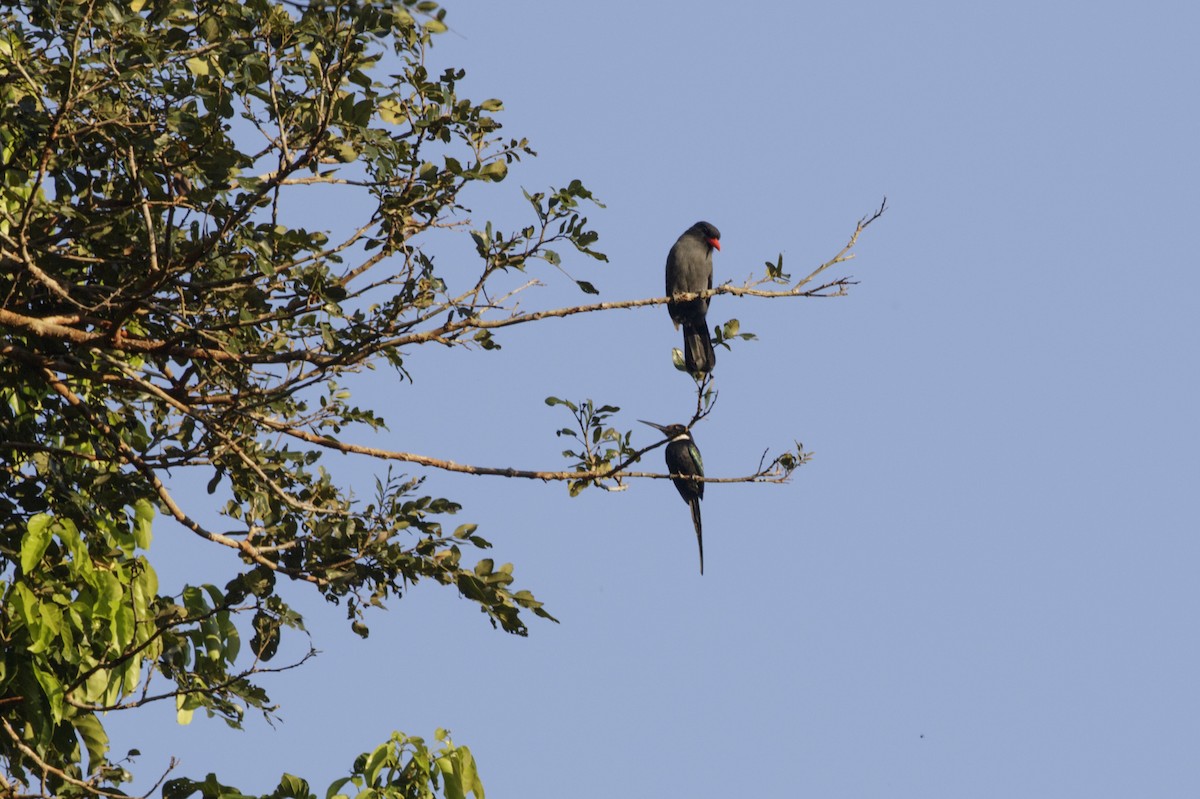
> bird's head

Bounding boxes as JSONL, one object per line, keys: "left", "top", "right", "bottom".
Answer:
{"left": 688, "top": 221, "right": 721, "bottom": 252}
{"left": 639, "top": 420, "right": 691, "bottom": 440}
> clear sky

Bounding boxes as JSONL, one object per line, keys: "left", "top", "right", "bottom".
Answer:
{"left": 109, "top": 1, "right": 1200, "bottom": 796}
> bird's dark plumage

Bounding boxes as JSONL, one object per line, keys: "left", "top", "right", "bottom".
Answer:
{"left": 665, "top": 221, "right": 721, "bottom": 375}
{"left": 640, "top": 420, "right": 705, "bottom": 574}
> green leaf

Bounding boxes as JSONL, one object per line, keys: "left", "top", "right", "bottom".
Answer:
{"left": 176, "top": 694, "right": 195, "bottom": 726}
{"left": 34, "top": 668, "right": 64, "bottom": 724}
{"left": 185, "top": 57, "right": 210, "bottom": 77}
{"left": 182, "top": 585, "right": 209, "bottom": 616}
{"left": 378, "top": 98, "right": 405, "bottom": 124}
{"left": 20, "top": 513, "right": 53, "bottom": 574}
{"left": 251, "top": 611, "right": 281, "bottom": 661}
{"left": 363, "top": 742, "right": 390, "bottom": 786}
{"left": 457, "top": 747, "right": 484, "bottom": 798}
{"left": 12, "top": 581, "right": 37, "bottom": 628}
{"left": 133, "top": 498, "right": 155, "bottom": 549}
{"left": 73, "top": 713, "right": 110, "bottom": 773}
{"left": 95, "top": 570, "right": 123, "bottom": 617}
{"left": 55, "top": 517, "right": 90, "bottom": 581}
{"left": 436, "top": 753, "right": 467, "bottom": 799}
{"left": 479, "top": 159, "right": 507, "bottom": 182}
{"left": 576, "top": 280, "right": 599, "bottom": 295}
{"left": 275, "top": 774, "right": 311, "bottom": 798}
{"left": 325, "top": 777, "right": 352, "bottom": 799}
{"left": 132, "top": 560, "right": 159, "bottom": 620}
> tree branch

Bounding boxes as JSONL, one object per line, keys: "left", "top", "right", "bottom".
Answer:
{"left": 0, "top": 717, "right": 128, "bottom": 799}
{"left": 248, "top": 413, "right": 801, "bottom": 486}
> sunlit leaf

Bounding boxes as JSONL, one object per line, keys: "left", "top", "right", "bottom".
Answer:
{"left": 20, "top": 513, "right": 53, "bottom": 574}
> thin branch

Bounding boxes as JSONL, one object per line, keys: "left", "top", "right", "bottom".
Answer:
{"left": 689, "top": 372, "right": 717, "bottom": 428}
{"left": 0, "top": 279, "right": 851, "bottom": 367}
{"left": 378, "top": 226, "right": 873, "bottom": 348}
{"left": 248, "top": 413, "right": 798, "bottom": 485}
{"left": 99, "top": 354, "right": 354, "bottom": 521}
{"left": 66, "top": 648, "right": 317, "bottom": 714}
{"left": 0, "top": 717, "right": 129, "bottom": 799}
{"left": 126, "top": 144, "right": 160, "bottom": 275}
{"left": 1, "top": 200, "right": 884, "bottom": 372}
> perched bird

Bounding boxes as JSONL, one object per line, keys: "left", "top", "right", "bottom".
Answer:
{"left": 640, "top": 420, "right": 706, "bottom": 574}
{"left": 665, "top": 221, "right": 721, "bottom": 375}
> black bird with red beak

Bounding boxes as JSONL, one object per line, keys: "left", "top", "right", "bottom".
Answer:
{"left": 665, "top": 221, "right": 721, "bottom": 375}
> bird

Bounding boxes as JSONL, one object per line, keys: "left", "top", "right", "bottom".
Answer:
{"left": 640, "top": 420, "right": 706, "bottom": 574}
{"left": 665, "top": 221, "right": 721, "bottom": 375}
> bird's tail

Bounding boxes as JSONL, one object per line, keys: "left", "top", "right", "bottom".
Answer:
{"left": 681, "top": 318, "right": 715, "bottom": 375}
{"left": 689, "top": 497, "right": 704, "bottom": 575}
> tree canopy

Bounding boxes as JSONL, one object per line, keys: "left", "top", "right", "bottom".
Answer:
{"left": 0, "top": 1, "right": 882, "bottom": 796}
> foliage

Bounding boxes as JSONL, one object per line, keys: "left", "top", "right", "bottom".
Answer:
{"left": 545, "top": 397, "right": 633, "bottom": 497}
{"left": 0, "top": 0, "right": 589, "bottom": 793}
{"left": 163, "top": 730, "right": 482, "bottom": 799}
{"left": 0, "top": 0, "right": 880, "bottom": 796}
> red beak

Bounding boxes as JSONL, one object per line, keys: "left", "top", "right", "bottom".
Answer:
{"left": 708, "top": 238, "right": 721, "bottom": 252}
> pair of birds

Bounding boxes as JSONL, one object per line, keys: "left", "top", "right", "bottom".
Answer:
{"left": 642, "top": 221, "right": 721, "bottom": 575}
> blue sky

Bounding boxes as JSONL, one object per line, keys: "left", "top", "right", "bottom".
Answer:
{"left": 110, "top": 1, "right": 1200, "bottom": 796}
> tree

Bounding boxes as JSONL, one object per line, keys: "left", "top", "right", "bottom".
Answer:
{"left": 0, "top": 1, "right": 884, "bottom": 796}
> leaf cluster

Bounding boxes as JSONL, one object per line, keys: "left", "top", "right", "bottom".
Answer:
{"left": 0, "top": 0, "right": 603, "bottom": 794}
{"left": 545, "top": 397, "right": 635, "bottom": 496}
{"left": 164, "top": 729, "right": 482, "bottom": 799}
